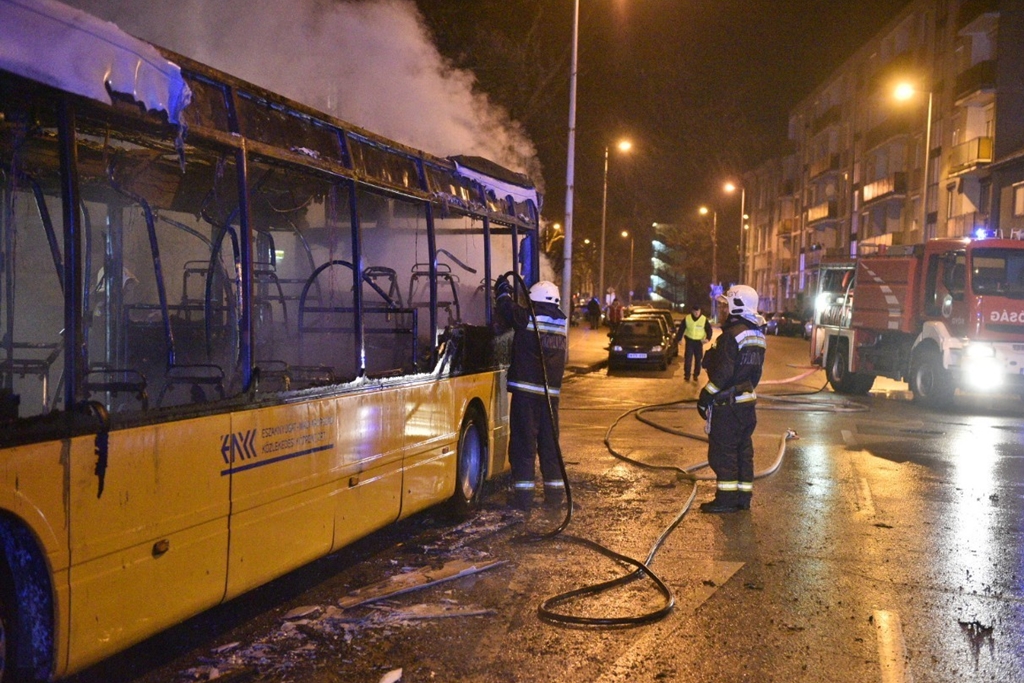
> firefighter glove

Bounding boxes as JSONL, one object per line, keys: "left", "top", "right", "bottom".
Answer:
{"left": 697, "top": 389, "right": 713, "bottom": 420}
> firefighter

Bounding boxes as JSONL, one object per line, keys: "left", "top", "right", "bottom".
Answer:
{"left": 495, "top": 277, "right": 568, "bottom": 511}
{"left": 696, "top": 284, "right": 766, "bottom": 513}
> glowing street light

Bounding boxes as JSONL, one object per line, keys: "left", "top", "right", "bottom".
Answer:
{"left": 895, "top": 82, "right": 933, "bottom": 236}
{"left": 599, "top": 139, "right": 633, "bottom": 308}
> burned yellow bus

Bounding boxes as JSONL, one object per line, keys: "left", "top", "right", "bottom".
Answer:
{"left": 0, "top": 0, "right": 541, "bottom": 678}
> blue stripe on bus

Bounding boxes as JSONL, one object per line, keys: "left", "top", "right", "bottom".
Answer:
{"left": 221, "top": 443, "right": 335, "bottom": 476}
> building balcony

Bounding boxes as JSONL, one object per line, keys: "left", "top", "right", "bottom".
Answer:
{"left": 777, "top": 218, "right": 799, "bottom": 236}
{"left": 753, "top": 252, "right": 772, "bottom": 270}
{"left": 811, "top": 105, "right": 842, "bottom": 136}
{"left": 946, "top": 211, "right": 989, "bottom": 238}
{"left": 957, "top": 0, "right": 999, "bottom": 35}
{"left": 955, "top": 60, "right": 996, "bottom": 106}
{"left": 862, "top": 172, "right": 908, "bottom": 205}
{"left": 948, "top": 136, "right": 993, "bottom": 176}
{"left": 806, "top": 200, "right": 838, "bottom": 225}
{"left": 864, "top": 116, "right": 912, "bottom": 151}
{"left": 809, "top": 153, "right": 842, "bottom": 180}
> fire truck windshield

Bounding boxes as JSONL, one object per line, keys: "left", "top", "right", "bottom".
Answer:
{"left": 971, "top": 248, "right": 1024, "bottom": 299}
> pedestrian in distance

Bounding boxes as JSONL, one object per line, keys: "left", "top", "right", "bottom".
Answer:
{"left": 696, "top": 285, "right": 766, "bottom": 513}
{"left": 676, "top": 304, "right": 712, "bottom": 382}
{"left": 494, "top": 277, "right": 568, "bottom": 511}
{"left": 608, "top": 297, "right": 624, "bottom": 333}
{"left": 586, "top": 296, "right": 602, "bottom": 330}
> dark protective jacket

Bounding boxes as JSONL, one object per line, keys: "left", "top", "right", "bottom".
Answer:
{"left": 700, "top": 316, "right": 765, "bottom": 405}
{"left": 496, "top": 293, "right": 567, "bottom": 396}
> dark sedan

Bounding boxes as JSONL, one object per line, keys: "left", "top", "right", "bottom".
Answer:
{"left": 608, "top": 319, "right": 671, "bottom": 371}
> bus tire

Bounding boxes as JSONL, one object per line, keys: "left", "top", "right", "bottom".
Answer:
{"left": 909, "top": 347, "right": 954, "bottom": 407}
{"left": 449, "top": 408, "right": 487, "bottom": 516}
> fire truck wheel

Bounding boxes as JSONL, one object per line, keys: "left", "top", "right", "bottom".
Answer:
{"left": 826, "top": 341, "right": 875, "bottom": 395}
{"left": 909, "top": 347, "right": 954, "bottom": 407}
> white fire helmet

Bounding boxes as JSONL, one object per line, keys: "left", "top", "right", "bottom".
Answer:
{"left": 529, "top": 280, "right": 561, "bottom": 306}
{"left": 719, "top": 284, "right": 760, "bottom": 323}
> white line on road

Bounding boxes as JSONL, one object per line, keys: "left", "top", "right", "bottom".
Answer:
{"left": 857, "top": 477, "right": 875, "bottom": 516}
{"left": 874, "top": 609, "right": 913, "bottom": 683}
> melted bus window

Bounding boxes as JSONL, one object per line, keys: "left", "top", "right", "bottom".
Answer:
{"left": 77, "top": 113, "right": 244, "bottom": 413}
{"left": 0, "top": 98, "right": 66, "bottom": 419}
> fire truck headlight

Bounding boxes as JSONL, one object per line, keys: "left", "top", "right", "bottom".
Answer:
{"left": 815, "top": 292, "right": 829, "bottom": 313}
{"left": 964, "top": 343, "right": 995, "bottom": 358}
{"left": 963, "top": 358, "right": 1002, "bottom": 390}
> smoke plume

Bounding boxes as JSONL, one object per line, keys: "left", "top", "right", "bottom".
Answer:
{"left": 61, "top": 0, "right": 540, "bottom": 180}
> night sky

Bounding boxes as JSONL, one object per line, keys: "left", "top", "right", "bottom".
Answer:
{"left": 415, "top": 0, "right": 912, "bottom": 286}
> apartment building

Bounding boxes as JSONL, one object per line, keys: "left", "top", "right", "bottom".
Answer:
{"left": 743, "top": 0, "right": 1024, "bottom": 314}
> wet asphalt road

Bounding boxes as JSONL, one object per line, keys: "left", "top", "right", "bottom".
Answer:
{"left": 67, "top": 336, "right": 1024, "bottom": 683}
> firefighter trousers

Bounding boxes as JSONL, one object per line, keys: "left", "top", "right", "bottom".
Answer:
{"left": 509, "top": 392, "right": 562, "bottom": 502}
{"left": 707, "top": 401, "right": 757, "bottom": 501}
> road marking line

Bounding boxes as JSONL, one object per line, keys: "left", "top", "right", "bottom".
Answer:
{"left": 591, "top": 560, "right": 745, "bottom": 683}
{"left": 857, "top": 477, "right": 875, "bottom": 516}
{"left": 841, "top": 429, "right": 856, "bottom": 446}
{"left": 874, "top": 609, "right": 913, "bottom": 683}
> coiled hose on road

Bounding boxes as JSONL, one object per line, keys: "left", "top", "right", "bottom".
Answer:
{"left": 505, "top": 299, "right": 870, "bottom": 627}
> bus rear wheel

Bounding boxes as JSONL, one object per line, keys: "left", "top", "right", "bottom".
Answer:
{"left": 450, "top": 411, "right": 486, "bottom": 516}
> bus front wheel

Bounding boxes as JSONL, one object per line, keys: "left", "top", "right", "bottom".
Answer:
{"left": 450, "top": 411, "right": 487, "bottom": 516}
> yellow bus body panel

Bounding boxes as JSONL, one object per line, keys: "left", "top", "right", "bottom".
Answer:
{"left": 224, "top": 391, "right": 403, "bottom": 597}
{"left": 66, "top": 415, "right": 232, "bottom": 672}
{"left": 3, "top": 370, "right": 509, "bottom": 677}
{"left": 0, "top": 440, "right": 72, "bottom": 677}
{"left": 400, "top": 379, "right": 456, "bottom": 516}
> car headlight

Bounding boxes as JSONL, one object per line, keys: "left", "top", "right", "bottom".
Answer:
{"left": 964, "top": 343, "right": 995, "bottom": 358}
{"left": 651, "top": 345, "right": 663, "bottom": 352}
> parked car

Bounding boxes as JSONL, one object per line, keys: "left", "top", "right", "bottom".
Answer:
{"left": 625, "top": 310, "right": 679, "bottom": 358}
{"left": 608, "top": 319, "right": 672, "bottom": 371}
{"left": 765, "top": 311, "right": 804, "bottom": 336}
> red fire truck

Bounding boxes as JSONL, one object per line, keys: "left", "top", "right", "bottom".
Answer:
{"left": 810, "top": 237, "right": 1024, "bottom": 406}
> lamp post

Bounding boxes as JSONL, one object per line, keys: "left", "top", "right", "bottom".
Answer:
{"left": 560, "top": 0, "right": 580, "bottom": 321}
{"left": 699, "top": 206, "right": 718, "bottom": 289}
{"left": 599, "top": 139, "right": 632, "bottom": 309}
{"left": 724, "top": 182, "right": 747, "bottom": 282}
{"left": 895, "top": 83, "right": 933, "bottom": 237}
{"left": 621, "top": 230, "right": 635, "bottom": 306}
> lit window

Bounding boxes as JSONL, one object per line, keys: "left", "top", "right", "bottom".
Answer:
{"left": 1014, "top": 183, "right": 1024, "bottom": 217}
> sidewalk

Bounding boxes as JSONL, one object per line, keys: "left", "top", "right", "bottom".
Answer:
{"left": 565, "top": 324, "right": 611, "bottom": 374}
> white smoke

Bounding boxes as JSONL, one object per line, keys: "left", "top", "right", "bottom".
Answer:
{"left": 61, "top": 0, "right": 539, "bottom": 179}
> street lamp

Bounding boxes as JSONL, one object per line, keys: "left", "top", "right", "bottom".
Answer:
{"left": 621, "top": 230, "right": 635, "bottom": 306}
{"left": 699, "top": 206, "right": 718, "bottom": 289}
{"left": 561, "top": 0, "right": 580, "bottom": 324}
{"left": 599, "top": 139, "right": 633, "bottom": 309}
{"left": 895, "top": 83, "right": 933, "bottom": 237}
{"left": 724, "top": 182, "right": 747, "bottom": 282}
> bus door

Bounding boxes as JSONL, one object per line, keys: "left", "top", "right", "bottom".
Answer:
{"left": 57, "top": 110, "right": 236, "bottom": 666}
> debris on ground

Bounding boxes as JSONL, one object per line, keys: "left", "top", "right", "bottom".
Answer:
{"left": 338, "top": 558, "right": 506, "bottom": 609}
{"left": 175, "top": 508, "right": 517, "bottom": 682}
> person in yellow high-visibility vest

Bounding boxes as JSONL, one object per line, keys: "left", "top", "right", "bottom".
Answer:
{"left": 675, "top": 304, "right": 712, "bottom": 381}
